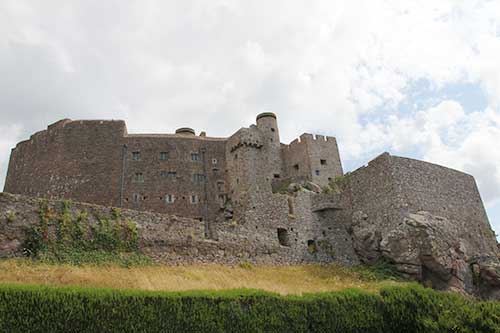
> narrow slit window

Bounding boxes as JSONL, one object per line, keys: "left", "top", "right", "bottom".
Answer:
{"left": 165, "top": 194, "right": 175, "bottom": 204}
{"left": 190, "top": 195, "right": 199, "bottom": 204}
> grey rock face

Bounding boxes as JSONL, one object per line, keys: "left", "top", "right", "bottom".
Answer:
{"left": 351, "top": 209, "right": 500, "bottom": 297}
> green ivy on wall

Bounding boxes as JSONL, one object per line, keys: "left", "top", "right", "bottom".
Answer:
{"left": 22, "top": 200, "right": 149, "bottom": 266}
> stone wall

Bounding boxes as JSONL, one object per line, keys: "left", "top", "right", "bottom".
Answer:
{"left": 346, "top": 153, "right": 500, "bottom": 298}
{"left": 281, "top": 133, "right": 343, "bottom": 187}
{"left": 121, "top": 134, "right": 227, "bottom": 225}
{"left": 0, "top": 192, "right": 345, "bottom": 265}
{"left": 4, "top": 120, "right": 126, "bottom": 207}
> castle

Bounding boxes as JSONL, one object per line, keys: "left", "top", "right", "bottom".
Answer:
{"left": 3, "top": 113, "right": 500, "bottom": 297}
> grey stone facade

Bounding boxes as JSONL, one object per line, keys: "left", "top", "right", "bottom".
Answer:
{"left": 3, "top": 113, "right": 500, "bottom": 298}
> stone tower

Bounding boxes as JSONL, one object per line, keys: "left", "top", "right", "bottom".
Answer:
{"left": 255, "top": 112, "right": 283, "bottom": 183}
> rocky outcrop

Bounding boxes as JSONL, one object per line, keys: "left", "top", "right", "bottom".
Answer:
{"left": 351, "top": 210, "right": 500, "bottom": 298}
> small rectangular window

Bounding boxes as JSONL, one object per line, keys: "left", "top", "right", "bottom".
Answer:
{"left": 274, "top": 174, "right": 280, "bottom": 179}
{"left": 191, "top": 153, "right": 200, "bottom": 161}
{"left": 315, "top": 170, "right": 320, "bottom": 176}
{"left": 165, "top": 194, "right": 175, "bottom": 204}
{"left": 217, "top": 181, "right": 225, "bottom": 192}
{"left": 167, "top": 171, "right": 177, "bottom": 179}
{"left": 159, "top": 152, "right": 169, "bottom": 160}
{"left": 293, "top": 164, "right": 299, "bottom": 170}
{"left": 190, "top": 195, "right": 199, "bottom": 204}
{"left": 134, "top": 172, "right": 144, "bottom": 182}
{"left": 192, "top": 174, "right": 205, "bottom": 183}
{"left": 132, "top": 152, "right": 140, "bottom": 161}
{"left": 133, "top": 193, "right": 140, "bottom": 202}
{"left": 320, "top": 159, "right": 327, "bottom": 165}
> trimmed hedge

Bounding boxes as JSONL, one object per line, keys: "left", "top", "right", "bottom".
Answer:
{"left": 0, "top": 283, "right": 498, "bottom": 332}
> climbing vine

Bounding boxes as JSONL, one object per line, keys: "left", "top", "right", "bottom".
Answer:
{"left": 23, "top": 200, "right": 148, "bottom": 266}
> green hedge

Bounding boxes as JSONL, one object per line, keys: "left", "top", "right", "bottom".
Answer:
{"left": 0, "top": 283, "right": 498, "bottom": 332}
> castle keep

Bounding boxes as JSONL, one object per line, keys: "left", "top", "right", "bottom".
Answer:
{"left": 3, "top": 113, "right": 500, "bottom": 298}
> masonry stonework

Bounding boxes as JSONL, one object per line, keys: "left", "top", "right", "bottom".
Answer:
{"left": 3, "top": 113, "right": 500, "bottom": 298}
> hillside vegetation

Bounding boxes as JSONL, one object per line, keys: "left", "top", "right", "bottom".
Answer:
{"left": 0, "top": 259, "right": 404, "bottom": 295}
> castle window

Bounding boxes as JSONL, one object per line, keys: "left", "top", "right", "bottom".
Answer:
{"left": 212, "top": 158, "right": 218, "bottom": 164}
{"left": 307, "top": 240, "right": 317, "bottom": 254}
{"left": 315, "top": 170, "right": 320, "bottom": 176}
{"left": 217, "top": 181, "right": 225, "bottom": 192}
{"left": 274, "top": 174, "right": 280, "bottom": 179}
{"left": 167, "top": 171, "right": 177, "bottom": 179}
{"left": 271, "top": 128, "right": 275, "bottom": 132}
{"left": 190, "top": 195, "right": 199, "bottom": 204}
{"left": 133, "top": 173, "right": 144, "bottom": 183}
{"left": 132, "top": 152, "right": 140, "bottom": 161}
{"left": 159, "top": 152, "right": 169, "bottom": 160}
{"left": 192, "top": 174, "right": 205, "bottom": 183}
{"left": 320, "top": 159, "right": 327, "bottom": 165}
{"left": 293, "top": 164, "right": 299, "bottom": 170}
{"left": 218, "top": 194, "right": 227, "bottom": 205}
{"left": 191, "top": 153, "right": 200, "bottom": 161}
{"left": 165, "top": 194, "right": 175, "bottom": 204}
{"left": 133, "top": 193, "right": 140, "bottom": 202}
{"left": 277, "top": 228, "right": 291, "bottom": 247}
{"left": 288, "top": 197, "right": 294, "bottom": 215}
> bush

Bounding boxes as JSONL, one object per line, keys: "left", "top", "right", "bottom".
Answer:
{"left": 0, "top": 283, "right": 498, "bottom": 332}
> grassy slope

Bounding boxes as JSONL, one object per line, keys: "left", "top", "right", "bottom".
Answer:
{"left": 0, "top": 259, "right": 406, "bottom": 295}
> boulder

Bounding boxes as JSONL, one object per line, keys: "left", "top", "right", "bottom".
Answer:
{"left": 304, "top": 181, "right": 322, "bottom": 193}
{"left": 351, "top": 210, "right": 500, "bottom": 297}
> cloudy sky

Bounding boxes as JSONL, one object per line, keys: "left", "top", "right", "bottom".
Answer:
{"left": 1, "top": 1, "right": 500, "bottom": 234}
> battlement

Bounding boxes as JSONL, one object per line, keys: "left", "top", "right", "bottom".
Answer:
{"left": 228, "top": 127, "right": 264, "bottom": 152}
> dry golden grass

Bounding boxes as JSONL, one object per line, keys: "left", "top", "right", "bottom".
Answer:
{"left": 0, "top": 259, "right": 406, "bottom": 295}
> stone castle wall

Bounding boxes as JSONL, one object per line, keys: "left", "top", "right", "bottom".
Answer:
{"left": 4, "top": 114, "right": 342, "bottom": 229}
{"left": 4, "top": 120, "right": 126, "bottom": 207}
{"left": 281, "top": 134, "right": 343, "bottom": 186}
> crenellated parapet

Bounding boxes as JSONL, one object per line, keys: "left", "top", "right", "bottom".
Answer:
{"left": 228, "top": 127, "right": 264, "bottom": 152}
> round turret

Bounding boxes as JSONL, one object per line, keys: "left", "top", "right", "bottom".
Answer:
{"left": 256, "top": 112, "right": 276, "bottom": 121}
{"left": 175, "top": 127, "right": 195, "bottom": 136}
